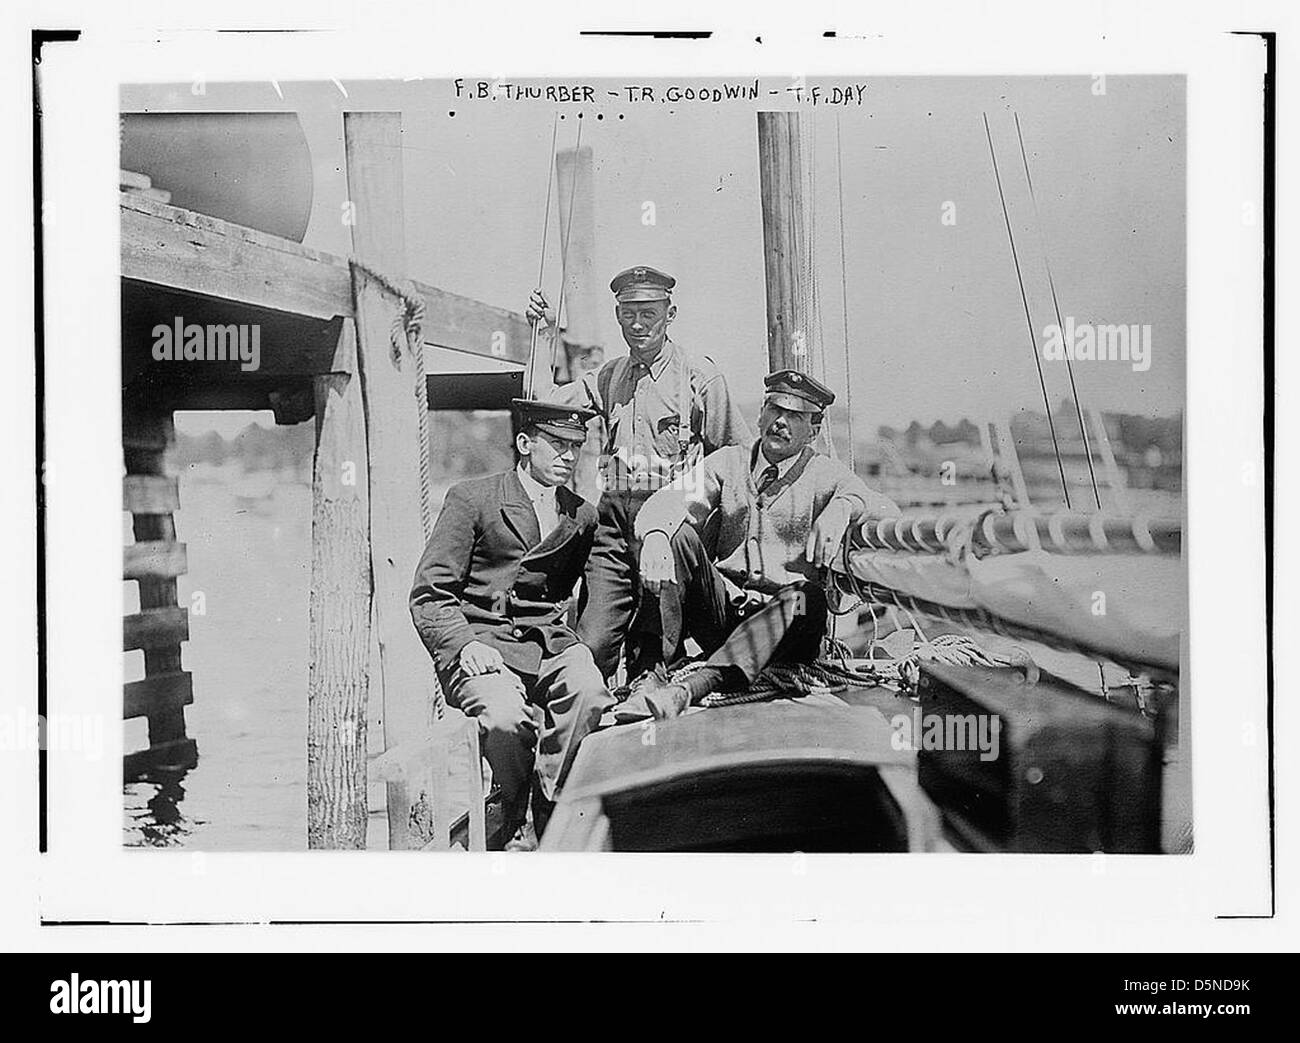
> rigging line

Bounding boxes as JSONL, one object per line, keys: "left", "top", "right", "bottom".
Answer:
{"left": 1014, "top": 111, "right": 1102, "bottom": 510}
{"left": 834, "top": 114, "right": 856, "bottom": 471}
{"left": 805, "top": 115, "right": 818, "bottom": 379}
{"left": 549, "top": 116, "right": 585, "bottom": 384}
{"left": 808, "top": 118, "right": 825, "bottom": 386}
{"left": 983, "top": 112, "right": 1072, "bottom": 509}
{"left": 525, "top": 112, "right": 561, "bottom": 399}
{"left": 802, "top": 116, "right": 838, "bottom": 458}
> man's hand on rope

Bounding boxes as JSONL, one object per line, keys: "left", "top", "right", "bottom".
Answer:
{"left": 459, "top": 640, "right": 506, "bottom": 677}
{"left": 639, "top": 530, "right": 676, "bottom": 595}
{"left": 526, "top": 289, "right": 556, "bottom": 329}
{"left": 806, "top": 498, "right": 854, "bottom": 569}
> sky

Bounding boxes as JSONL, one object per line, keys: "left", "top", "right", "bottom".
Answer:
{"left": 121, "top": 76, "right": 1184, "bottom": 438}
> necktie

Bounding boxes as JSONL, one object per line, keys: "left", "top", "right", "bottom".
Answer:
{"left": 756, "top": 464, "right": 780, "bottom": 495}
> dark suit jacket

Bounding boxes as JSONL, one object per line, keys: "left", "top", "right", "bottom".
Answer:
{"left": 410, "top": 469, "right": 598, "bottom": 682}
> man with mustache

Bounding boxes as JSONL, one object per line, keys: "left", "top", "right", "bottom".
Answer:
{"left": 527, "top": 266, "right": 751, "bottom": 681}
{"left": 621, "top": 369, "right": 899, "bottom": 717}
{"left": 409, "top": 399, "right": 612, "bottom": 844}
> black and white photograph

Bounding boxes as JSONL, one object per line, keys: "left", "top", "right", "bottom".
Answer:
{"left": 116, "top": 74, "right": 1191, "bottom": 855}
{"left": 8, "top": 5, "right": 1290, "bottom": 961}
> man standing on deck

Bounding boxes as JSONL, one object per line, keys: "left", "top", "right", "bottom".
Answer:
{"left": 526, "top": 266, "right": 752, "bottom": 680}
{"left": 622, "top": 369, "right": 899, "bottom": 718}
{"left": 409, "top": 400, "right": 613, "bottom": 845}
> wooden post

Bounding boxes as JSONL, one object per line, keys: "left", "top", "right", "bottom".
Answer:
{"left": 555, "top": 146, "right": 600, "bottom": 361}
{"left": 1087, "top": 406, "right": 1129, "bottom": 513}
{"left": 344, "top": 112, "right": 437, "bottom": 850}
{"left": 555, "top": 144, "right": 604, "bottom": 502}
{"left": 994, "top": 417, "right": 1031, "bottom": 508}
{"left": 307, "top": 319, "right": 372, "bottom": 849}
{"left": 758, "top": 112, "right": 809, "bottom": 372}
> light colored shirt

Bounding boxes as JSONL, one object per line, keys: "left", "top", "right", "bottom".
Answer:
{"left": 752, "top": 449, "right": 799, "bottom": 487}
{"left": 554, "top": 338, "right": 752, "bottom": 496}
{"left": 516, "top": 463, "right": 559, "bottom": 541}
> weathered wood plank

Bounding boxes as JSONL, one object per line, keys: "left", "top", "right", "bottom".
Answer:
{"left": 123, "top": 474, "right": 179, "bottom": 514}
{"left": 344, "top": 112, "right": 437, "bottom": 851}
{"left": 124, "top": 605, "right": 189, "bottom": 651}
{"left": 122, "top": 195, "right": 531, "bottom": 365}
{"left": 412, "top": 280, "right": 531, "bottom": 363}
{"left": 121, "top": 194, "right": 353, "bottom": 321}
{"left": 124, "top": 737, "right": 198, "bottom": 780}
{"left": 132, "top": 186, "right": 172, "bottom": 204}
{"left": 123, "top": 541, "right": 187, "bottom": 580}
{"left": 124, "top": 671, "right": 193, "bottom": 720}
{"left": 120, "top": 169, "right": 152, "bottom": 190}
{"left": 307, "top": 319, "right": 372, "bottom": 850}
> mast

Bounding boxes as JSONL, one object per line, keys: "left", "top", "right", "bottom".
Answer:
{"left": 757, "top": 112, "right": 810, "bottom": 372}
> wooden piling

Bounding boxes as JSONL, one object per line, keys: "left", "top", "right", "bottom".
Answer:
{"left": 343, "top": 112, "right": 438, "bottom": 850}
{"left": 307, "top": 319, "right": 372, "bottom": 849}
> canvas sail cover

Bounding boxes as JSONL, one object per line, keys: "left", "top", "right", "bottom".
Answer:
{"left": 842, "top": 548, "right": 1182, "bottom": 671}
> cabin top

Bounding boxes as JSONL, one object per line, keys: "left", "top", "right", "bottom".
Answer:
{"left": 558, "top": 701, "right": 911, "bottom": 803}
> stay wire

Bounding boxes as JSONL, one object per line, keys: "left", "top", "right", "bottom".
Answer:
{"left": 1014, "top": 111, "right": 1102, "bottom": 510}
{"left": 549, "top": 116, "right": 585, "bottom": 383}
{"left": 525, "top": 112, "right": 560, "bottom": 399}
{"left": 834, "top": 114, "right": 857, "bottom": 472}
{"left": 983, "top": 112, "right": 1072, "bottom": 510}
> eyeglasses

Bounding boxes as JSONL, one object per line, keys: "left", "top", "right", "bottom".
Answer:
{"left": 536, "top": 432, "right": 582, "bottom": 457}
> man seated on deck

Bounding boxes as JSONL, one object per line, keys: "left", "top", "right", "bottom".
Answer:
{"left": 622, "top": 369, "right": 899, "bottom": 719}
{"left": 409, "top": 400, "right": 614, "bottom": 846}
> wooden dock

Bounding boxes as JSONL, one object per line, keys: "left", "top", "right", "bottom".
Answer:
{"left": 120, "top": 113, "right": 537, "bottom": 848}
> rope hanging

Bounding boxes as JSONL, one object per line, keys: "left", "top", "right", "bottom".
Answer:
{"left": 349, "top": 257, "right": 435, "bottom": 540}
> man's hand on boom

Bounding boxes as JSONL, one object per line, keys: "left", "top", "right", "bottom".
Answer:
{"left": 805, "top": 498, "right": 854, "bottom": 570}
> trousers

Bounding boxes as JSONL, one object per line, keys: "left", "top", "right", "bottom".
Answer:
{"left": 631, "top": 524, "right": 829, "bottom": 681}
{"left": 442, "top": 642, "right": 612, "bottom": 837}
{"left": 577, "top": 489, "right": 649, "bottom": 679}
